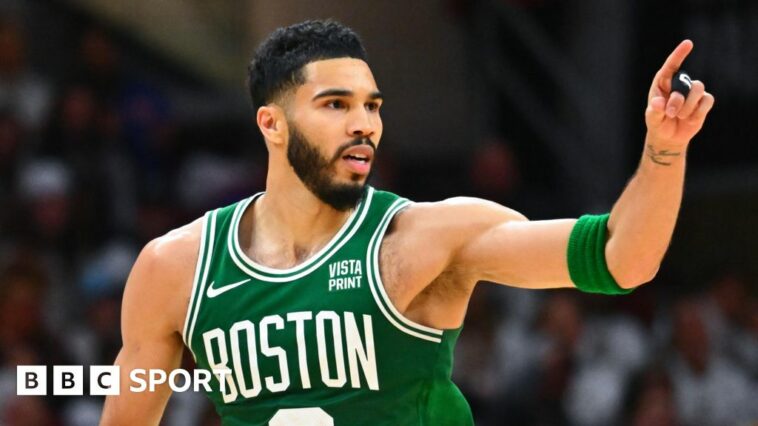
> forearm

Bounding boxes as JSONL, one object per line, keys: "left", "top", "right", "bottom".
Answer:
{"left": 605, "top": 135, "right": 686, "bottom": 287}
{"left": 100, "top": 344, "right": 180, "bottom": 425}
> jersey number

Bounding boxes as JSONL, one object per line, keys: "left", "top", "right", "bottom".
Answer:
{"left": 269, "top": 407, "right": 334, "bottom": 426}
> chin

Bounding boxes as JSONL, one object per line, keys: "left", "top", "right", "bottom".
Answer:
{"left": 333, "top": 171, "right": 366, "bottom": 184}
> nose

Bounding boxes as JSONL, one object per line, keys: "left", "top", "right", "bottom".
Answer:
{"left": 346, "top": 108, "right": 375, "bottom": 138}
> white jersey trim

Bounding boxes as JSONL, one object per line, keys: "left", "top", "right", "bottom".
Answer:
{"left": 366, "top": 198, "right": 443, "bottom": 343}
{"left": 182, "top": 211, "right": 209, "bottom": 347}
{"left": 227, "top": 188, "right": 374, "bottom": 283}
{"left": 228, "top": 188, "right": 372, "bottom": 276}
{"left": 185, "top": 209, "right": 218, "bottom": 357}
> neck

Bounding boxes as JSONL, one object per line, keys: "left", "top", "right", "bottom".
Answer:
{"left": 241, "top": 168, "right": 356, "bottom": 268}
{"left": 264, "top": 177, "right": 353, "bottom": 240}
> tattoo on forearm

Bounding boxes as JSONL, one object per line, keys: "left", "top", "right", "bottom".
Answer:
{"left": 646, "top": 144, "right": 681, "bottom": 166}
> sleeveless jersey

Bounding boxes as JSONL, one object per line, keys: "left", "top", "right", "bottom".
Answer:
{"left": 182, "top": 187, "right": 474, "bottom": 426}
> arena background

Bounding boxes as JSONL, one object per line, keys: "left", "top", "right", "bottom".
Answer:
{"left": 0, "top": 0, "right": 756, "bottom": 425}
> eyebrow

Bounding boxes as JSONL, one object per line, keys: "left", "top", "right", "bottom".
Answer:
{"left": 311, "top": 89, "right": 384, "bottom": 101}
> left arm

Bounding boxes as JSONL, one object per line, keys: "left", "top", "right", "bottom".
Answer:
{"left": 606, "top": 39, "right": 714, "bottom": 287}
{"left": 429, "top": 40, "right": 713, "bottom": 291}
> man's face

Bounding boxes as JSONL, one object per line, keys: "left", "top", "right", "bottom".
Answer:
{"left": 284, "top": 58, "right": 383, "bottom": 211}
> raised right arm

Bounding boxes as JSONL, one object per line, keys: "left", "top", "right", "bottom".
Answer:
{"left": 100, "top": 220, "right": 202, "bottom": 426}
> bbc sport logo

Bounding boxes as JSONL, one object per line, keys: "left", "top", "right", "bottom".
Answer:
{"left": 16, "top": 365, "right": 231, "bottom": 396}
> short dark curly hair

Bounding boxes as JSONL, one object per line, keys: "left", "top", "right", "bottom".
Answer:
{"left": 247, "top": 20, "right": 367, "bottom": 111}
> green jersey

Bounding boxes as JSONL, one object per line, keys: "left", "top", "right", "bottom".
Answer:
{"left": 182, "top": 187, "right": 473, "bottom": 426}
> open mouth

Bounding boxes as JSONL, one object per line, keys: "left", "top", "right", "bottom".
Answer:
{"left": 342, "top": 153, "right": 370, "bottom": 163}
{"left": 339, "top": 145, "right": 373, "bottom": 175}
{"left": 338, "top": 144, "right": 374, "bottom": 175}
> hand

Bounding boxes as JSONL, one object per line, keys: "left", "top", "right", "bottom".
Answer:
{"left": 645, "top": 40, "right": 715, "bottom": 148}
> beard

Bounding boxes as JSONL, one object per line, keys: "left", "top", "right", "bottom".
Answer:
{"left": 287, "top": 124, "right": 375, "bottom": 211}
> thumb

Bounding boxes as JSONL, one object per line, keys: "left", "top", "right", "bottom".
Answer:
{"left": 646, "top": 96, "right": 667, "bottom": 125}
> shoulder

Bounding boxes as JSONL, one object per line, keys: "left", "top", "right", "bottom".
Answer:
{"left": 391, "top": 196, "right": 528, "bottom": 237}
{"left": 122, "top": 216, "right": 205, "bottom": 335}
{"left": 139, "top": 217, "right": 205, "bottom": 274}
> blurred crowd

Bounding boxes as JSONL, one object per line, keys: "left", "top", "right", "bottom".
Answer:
{"left": 0, "top": 3, "right": 757, "bottom": 426}
{"left": 454, "top": 276, "right": 758, "bottom": 426}
{"left": 0, "top": 7, "right": 260, "bottom": 425}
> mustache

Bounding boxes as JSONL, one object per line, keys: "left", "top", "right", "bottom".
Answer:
{"left": 330, "top": 137, "right": 377, "bottom": 163}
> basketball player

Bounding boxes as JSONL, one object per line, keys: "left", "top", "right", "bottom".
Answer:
{"left": 100, "top": 20, "right": 714, "bottom": 425}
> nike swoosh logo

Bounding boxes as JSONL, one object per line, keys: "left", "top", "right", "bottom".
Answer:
{"left": 206, "top": 279, "right": 251, "bottom": 298}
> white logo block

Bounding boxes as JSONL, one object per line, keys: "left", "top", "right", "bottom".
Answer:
{"left": 54, "top": 366, "right": 84, "bottom": 395}
{"left": 17, "top": 366, "right": 46, "bottom": 395}
{"left": 90, "top": 366, "right": 120, "bottom": 395}
{"left": 269, "top": 408, "right": 334, "bottom": 426}
{"left": 679, "top": 73, "right": 693, "bottom": 89}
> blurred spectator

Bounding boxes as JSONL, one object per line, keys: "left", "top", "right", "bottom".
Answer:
{"left": 623, "top": 368, "right": 677, "bottom": 426}
{"left": 0, "top": 111, "right": 23, "bottom": 180}
{"left": 0, "top": 111, "right": 24, "bottom": 232}
{"left": 73, "top": 28, "right": 122, "bottom": 103}
{"left": 468, "top": 137, "right": 522, "bottom": 204}
{"left": 134, "top": 200, "right": 184, "bottom": 244}
{"left": 0, "top": 255, "right": 70, "bottom": 424}
{"left": 2, "top": 396, "right": 56, "bottom": 426}
{"left": 119, "top": 81, "right": 175, "bottom": 201}
{"left": 0, "top": 258, "right": 55, "bottom": 364}
{"left": 0, "top": 18, "right": 51, "bottom": 132}
{"left": 454, "top": 286, "right": 505, "bottom": 425}
{"left": 41, "top": 76, "right": 140, "bottom": 243}
{"left": 16, "top": 159, "right": 73, "bottom": 249}
{"left": 13, "top": 159, "right": 82, "bottom": 338}
{"left": 63, "top": 396, "right": 104, "bottom": 426}
{"left": 487, "top": 291, "right": 652, "bottom": 426}
{"left": 564, "top": 308, "right": 650, "bottom": 426}
{"left": 488, "top": 292, "right": 584, "bottom": 425}
{"left": 176, "top": 153, "right": 261, "bottom": 215}
{"left": 77, "top": 239, "right": 136, "bottom": 301}
{"left": 43, "top": 84, "right": 102, "bottom": 155}
{"left": 0, "top": 255, "right": 72, "bottom": 368}
{"left": 534, "top": 292, "right": 580, "bottom": 425}
{"left": 66, "top": 239, "right": 137, "bottom": 367}
{"left": 667, "top": 299, "right": 756, "bottom": 426}
{"left": 699, "top": 271, "right": 758, "bottom": 374}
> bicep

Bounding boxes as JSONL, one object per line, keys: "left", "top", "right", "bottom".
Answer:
{"left": 445, "top": 201, "right": 577, "bottom": 288}
{"left": 100, "top": 244, "right": 186, "bottom": 426}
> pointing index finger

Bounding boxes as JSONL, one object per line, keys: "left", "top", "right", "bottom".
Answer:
{"left": 658, "top": 40, "right": 694, "bottom": 89}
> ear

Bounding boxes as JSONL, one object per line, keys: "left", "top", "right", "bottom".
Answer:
{"left": 256, "top": 105, "right": 287, "bottom": 146}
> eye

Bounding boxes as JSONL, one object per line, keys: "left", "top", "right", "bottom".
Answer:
{"left": 366, "top": 101, "right": 381, "bottom": 112}
{"left": 326, "top": 99, "right": 345, "bottom": 109}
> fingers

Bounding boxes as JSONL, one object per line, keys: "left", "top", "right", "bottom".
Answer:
{"left": 689, "top": 92, "right": 715, "bottom": 123}
{"left": 645, "top": 40, "right": 714, "bottom": 139}
{"left": 647, "top": 82, "right": 713, "bottom": 128}
{"left": 665, "top": 92, "right": 686, "bottom": 118}
{"left": 646, "top": 96, "right": 667, "bottom": 125}
{"left": 649, "top": 40, "right": 695, "bottom": 100}
{"left": 677, "top": 80, "right": 705, "bottom": 119}
{"left": 659, "top": 40, "right": 694, "bottom": 82}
